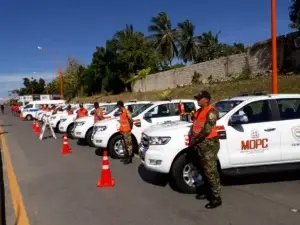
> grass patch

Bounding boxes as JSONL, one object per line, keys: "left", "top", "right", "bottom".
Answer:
{"left": 72, "top": 75, "right": 300, "bottom": 103}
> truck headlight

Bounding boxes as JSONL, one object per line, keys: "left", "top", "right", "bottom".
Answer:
{"left": 149, "top": 136, "right": 171, "bottom": 145}
{"left": 94, "top": 126, "right": 107, "bottom": 131}
{"left": 76, "top": 122, "right": 85, "bottom": 126}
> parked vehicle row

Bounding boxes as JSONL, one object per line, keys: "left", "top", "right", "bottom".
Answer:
{"left": 19, "top": 93, "right": 300, "bottom": 194}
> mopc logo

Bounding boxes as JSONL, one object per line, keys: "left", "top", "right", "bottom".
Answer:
{"left": 241, "top": 138, "right": 268, "bottom": 150}
{"left": 291, "top": 126, "right": 300, "bottom": 141}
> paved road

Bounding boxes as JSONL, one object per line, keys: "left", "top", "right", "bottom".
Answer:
{"left": 0, "top": 113, "right": 300, "bottom": 225}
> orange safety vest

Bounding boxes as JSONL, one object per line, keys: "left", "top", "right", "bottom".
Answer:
{"left": 45, "top": 107, "right": 50, "bottom": 112}
{"left": 178, "top": 102, "right": 185, "bottom": 114}
{"left": 94, "top": 107, "right": 104, "bottom": 123}
{"left": 77, "top": 108, "right": 88, "bottom": 118}
{"left": 119, "top": 108, "right": 131, "bottom": 132}
{"left": 192, "top": 105, "right": 219, "bottom": 139}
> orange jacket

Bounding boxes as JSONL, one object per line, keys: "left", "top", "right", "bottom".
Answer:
{"left": 77, "top": 108, "right": 88, "bottom": 118}
{"left": 119, "top": 108, "right": 131, "bottom": 132}
{"left": 94, "top": 107, "right": 104, "bottom": 124}
{"left": 192, "top": 105, "right": 218, "bottom": 139}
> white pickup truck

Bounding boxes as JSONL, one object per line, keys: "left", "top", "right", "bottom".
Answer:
{"left": 92, "top": 99, "right": 199, "bottom": 158}
{"left": 139, "top": 94, "right": 300, "bottom": 193}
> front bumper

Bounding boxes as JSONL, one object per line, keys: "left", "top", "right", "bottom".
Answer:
{"left": 92, "top": 132, "right": 111, "bottom": 148}
{"left": 73, "top": 127, "right": 86, "bottom": 139}
{"left": 139, "top": 144, "right": 171, "bottom": 174}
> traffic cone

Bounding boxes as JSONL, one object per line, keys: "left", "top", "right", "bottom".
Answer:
{"left": 96, "top": 150, "right": 115, "bottom": 187}
{"left": 35, "top": 122, "right": 40, "bottom": 135}
{"left": 61, "top": 133, "right": 72, "bottom": 155}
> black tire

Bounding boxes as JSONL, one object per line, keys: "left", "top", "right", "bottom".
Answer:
{"left": 85, "top": 129, "right": 95, "bottom": 147}
{"left": 108, "top": 134, "right": 125, "bottom": 159}
{"left": 55, "top": 121, "right": 60, "bottom": 133}
{"left": 170, "top": 151, "right": 203, "bottom": 194}
{"left": 67, "top": 123, "right": 75, "bottom": 139}
{"left": 26, "top": 114, "right": 33, "bottom": 121}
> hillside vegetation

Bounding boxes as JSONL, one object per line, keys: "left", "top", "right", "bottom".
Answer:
{"left": 72, "top": 75, "right": 300, "bottom": 103}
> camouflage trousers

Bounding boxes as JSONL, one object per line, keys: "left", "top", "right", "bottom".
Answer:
{"left": 121, "top": 131, "right": 133, "bottom": 156}
{"left": 196, "top": 139, "right": 221, "bottom": 199}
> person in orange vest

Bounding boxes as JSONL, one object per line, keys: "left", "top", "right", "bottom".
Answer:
{"left": 93, "top": 102, "right": 104, "bottom": 124}
{"left": 117, "top": 101, "right": 133, "bottom": 164}
{"left": 189, "top": 90, "right": 222, "bottom": 209}
{"left": 76, "top": 103, "right": 88, "bottom": 119}
{"left": 67, "top": 105, "right": 73, "bottom": 115}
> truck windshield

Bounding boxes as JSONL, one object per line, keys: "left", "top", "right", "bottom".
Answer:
{"left": 132, "top": 104, "right": 154, "bottom": 117}
{"left": 104, "top": 104, "right": 117, "bottom": 115}
{"left": 213, "top": 100, "right": 243, "bottom": 118}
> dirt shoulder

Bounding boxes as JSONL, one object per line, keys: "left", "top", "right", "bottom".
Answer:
{"left": 72, "top": 75, "right": 300, "bottom": 103}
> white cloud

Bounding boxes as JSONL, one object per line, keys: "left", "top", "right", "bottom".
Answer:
{"left": 0, "top": 72, "right": 56, "bottom": 97}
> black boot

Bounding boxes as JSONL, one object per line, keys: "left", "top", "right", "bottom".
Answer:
{"left": 120, "top": 150, "right": 129, "bottom": 162}
{"left": 123, "top": 155, "right": 133, "bottom": 164}
{"left": 205, "top": 197, "right": 222, "bottom": 209}
{"left": 195, "top": 193, "right": 209, "bottom": 200}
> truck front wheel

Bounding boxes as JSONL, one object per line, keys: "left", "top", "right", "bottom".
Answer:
{"left": 170, "top": 152, "right": 203, "bottom": 194}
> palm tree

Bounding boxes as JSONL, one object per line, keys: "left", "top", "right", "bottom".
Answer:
{"left": 177, "top": 19, "right": 199, "bottom": 63}
{"left": 196, "top": 31, "right": 221, "bottom": 62}
{"left": 198, "top": 31, "right": 220, "bottom": 47}
{"left": 148, "top": 12, "right": 178, "bottom": 65}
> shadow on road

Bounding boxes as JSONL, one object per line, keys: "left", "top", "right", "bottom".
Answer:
{"left": 76, "top": 139, "right": 88, "bottom": 146}
{"left": 0, "top": 125, "right": 12, "bottom": 127}
{"left": 0, "top": 132, "right": 8, "bottom": 135}
{"left": 137, "top": 164, "right": 168, "bottom": 187}
{"left": 222, "top": 171, "right": 300, "bottom": 186}
{"left": 94, "top": 148, "right": 105, "bottom": 157}
{"left": 137, "top": 163, "right": 300, "bottom": 193}
{"left": 0, "top": 148, "right": 7, "bottom": 225}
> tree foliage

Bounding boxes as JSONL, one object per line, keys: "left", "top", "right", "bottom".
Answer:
{"left": 18, "top": 77, "right": 46, "bottom": 95}
{"left": 18, "top": 11, "right": 246, "bottom": 99}
{"left": 289, "top": 0, "right": 300, "bottom": 29}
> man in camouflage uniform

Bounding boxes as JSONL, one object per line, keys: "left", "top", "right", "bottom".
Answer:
{"left": 189, "top": 90, "right": 222, "bottom": 209}
{"left": 117, "top": 101, "right": 133, "bottom": 164}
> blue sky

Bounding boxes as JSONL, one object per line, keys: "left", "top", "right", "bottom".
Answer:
{"left": 0, "top": 0, "right": 293, "bottom": 97}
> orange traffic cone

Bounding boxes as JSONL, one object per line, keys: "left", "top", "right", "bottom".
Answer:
{"left": 35, "top": 122, "right": 40, "bottom": 135}
{"left": 97, "top": 150, "right": 115, "bottom": 187}
{"left": 61, "top": 133, "right": 72, "bottom": 155}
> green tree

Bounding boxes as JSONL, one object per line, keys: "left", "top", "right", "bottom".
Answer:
{"left": 148, "top": 12, "right": 178, "bottom": 64}
{"left": 18, "top": 77, "right": 46, "bottom": 95}
{"left": 289, "top": 0, "right": 300, "bottom": 29}
{"left": 112, "top": 25, "right": 158, "bottom": 91}
{"left": 176, "top": 19, "right": 200, "bottom": 63}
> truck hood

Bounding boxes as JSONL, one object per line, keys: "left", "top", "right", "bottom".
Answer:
{"left": 144, "top": 120, "right": 225, "bottom": 137}
{"left": 61, "top": 114, "right": 76, "bottom": 120}
{"left": 144, "top": 121, "right": 192, "bottom": 136}
{"left": 94, "top": 117, "right": 118, "bottom": 126}
{"left": 76, "top": 115, "right": 93, "bottom": 122}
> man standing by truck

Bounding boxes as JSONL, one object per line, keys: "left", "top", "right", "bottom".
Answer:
{"left": 76, "top": 103, "right": 88, "bottom": 119}
{"left": 117, "top": 101, "right": 133, "bottom": 165}
{"left": 189, "top": 90, "right": 222, "bottom": 209}
{"left": 94, "top": 102, "right": 104, "bottom": 123}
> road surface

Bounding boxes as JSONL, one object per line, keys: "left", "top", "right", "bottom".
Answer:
{"left": 0, "top": 113, "right": 300, "bottom": 225}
